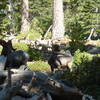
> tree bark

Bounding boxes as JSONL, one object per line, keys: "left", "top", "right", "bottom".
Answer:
{"left": 21, "top": 0, "right": 29, "bottom": 33}
{"left": 52, "top": 0, "right": 65, "bottom": 40}
{"left": 8, "top": 0, "right": 15, "bottom": 34}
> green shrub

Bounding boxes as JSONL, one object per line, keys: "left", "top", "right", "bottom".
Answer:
{"left": 72, "top": 56, "right": 100, "bottom": 99}
{"left": 13, "top": 42, "right": 29, "bottom": 51}
{"left": 28, "top": 60, "right": 50, "bottom": 71}
{"left": 62, "top": 50, "right": 100, "bottom": 99}
{"left": 67, "top": 20, "right": 87, "bottom": 52}
{"left": 13, "top": 43, "right": 43, "bottom": 61}
{"left": 69, "top": 40, "right": 85, "bottom": 53}
{"left": 73, "top": 49, "right": 92, "bottom": 67}
{"left": 28, "top": 29, "right": 42, "bottom": 40}
{"left": 16, "top": 33, "right": 27, "bottom": 39}
{"left": 27, "top": 47, "right": 43, "bottom": 61}
{"left": 16, "top": 29, "right": 42, "bottom": 40}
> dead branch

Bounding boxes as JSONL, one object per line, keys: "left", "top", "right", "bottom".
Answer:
{"left": 0, "top": 81, "right": 22, "bottom": 100}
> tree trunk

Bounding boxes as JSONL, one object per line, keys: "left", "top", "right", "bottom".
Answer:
{"left": 8, "top": 0, "right": 15, "bottom": 34}
{"left": 52, "top": 0, "right": 65, "bottom": 40}
{"left": 21, "top": 0, "right": 29, "bottom": 33}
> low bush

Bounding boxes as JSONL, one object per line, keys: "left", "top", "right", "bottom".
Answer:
{"left": 67, "top": 20, "right": 86, "bottom": 52}
{"left": 69, "top": 40, "right": 85, "bottom": 53}
{"left": 27, "top": 47, "right": 43, "bottom": 61}
{"left": 73, "top": 49, "right": 92, "bottom": 67}
{"left": 62, "top": 50, "right": 100, "bottom": 99}
{"left": 13, "top": 43, "right": 43, "bottom": 61}
{"left": 16, "top": 29, "right": 41, "bottom": 40}
{"left": 13, "top": 42, "right": 29, "bottom": 51}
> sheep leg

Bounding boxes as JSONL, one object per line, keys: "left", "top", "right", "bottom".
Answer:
{"left": 51, "top": 66, "right": 54, "bottom": 73}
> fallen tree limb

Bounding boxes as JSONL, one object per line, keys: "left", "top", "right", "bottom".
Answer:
{"left": 0, "top": 81, "right": 22, "bottom": 100}
{"left": 12, "top": 93, "right": 48, "bottom": 100}
{"left": 0, "top": 70, "right": 95, "bottom": 100}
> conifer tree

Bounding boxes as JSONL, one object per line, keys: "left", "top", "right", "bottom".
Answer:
{"left": 52, "top": 0, "right": 65, "bottom": 40}
{"left": 21, "top": 0, "right": 29, "bottom": 33}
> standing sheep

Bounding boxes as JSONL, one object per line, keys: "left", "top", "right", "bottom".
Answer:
{"left": 48, "top": 44, "right": 73, "bottom": 72}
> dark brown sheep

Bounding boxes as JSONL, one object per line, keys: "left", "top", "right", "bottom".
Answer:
{"left": 0, "top": 40, "right": 15, "bottom": 56}
{"left": 0, "top": 40, "right": 29, "bottom": 70}
{"left": 48, "top": 44, "right": 73, "bottom": 72}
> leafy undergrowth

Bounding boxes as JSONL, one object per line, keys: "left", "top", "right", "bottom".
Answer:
{"left": 61, "top": 50, "right": 100, "bottom": 100}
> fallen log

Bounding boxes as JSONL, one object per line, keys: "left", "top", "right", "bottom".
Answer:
{"left": 7, "top": 70, "right": 33, "bottom": 85}
{"left": 12, "top": 93, "right": 52, "bottom": 100}
{"left": 0, "top": 70, "right": 95, "bottom": 100}
{"left": 0, "top": 81, "right": 22, "bottom": 100}
{"left": 0, "top": 71, "right": 8, "bottom": 85}
{"left": 11, "top": 71, "right": 82, "bottom": 98}
{"left": 1, "top": 70, "right": 81, "bottom": 94}
{"left": 0, "top": 70, "right": 82, "bottom": 95}
{"left": 0, "top": 70, "right": 32, "bottom": 85}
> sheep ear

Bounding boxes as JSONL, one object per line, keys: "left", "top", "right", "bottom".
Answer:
{"left": 0, "top": 39, "right": 7, "bottom": 46}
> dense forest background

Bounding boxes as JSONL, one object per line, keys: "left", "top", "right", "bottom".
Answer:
{"left": 0, "top": 0, "right": 100, "bottom": 40}
{"left": 0, "top": 0, "right": 100, "bottom": 99}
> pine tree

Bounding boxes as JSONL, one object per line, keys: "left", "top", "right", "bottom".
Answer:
{"left": 52, "top": 0, "right": 65, "bottom": 40}
{"left": 64, "top": 0, "right": 100, "bottom": 40}
{"left": 21, "top": 0, "right": 29, "bottom": 33}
